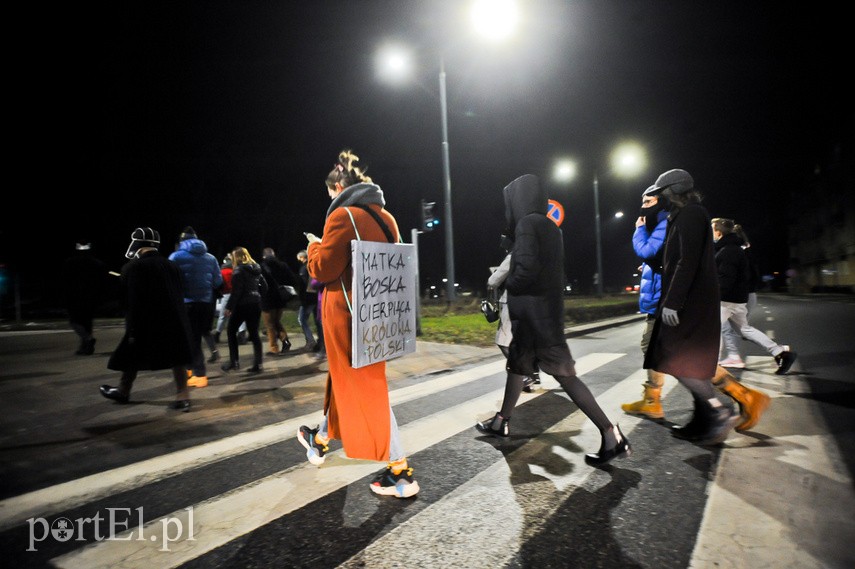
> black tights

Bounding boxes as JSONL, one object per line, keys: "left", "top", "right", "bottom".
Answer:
{"left": 499, "top": 373, "right": 613, "bottom": 436}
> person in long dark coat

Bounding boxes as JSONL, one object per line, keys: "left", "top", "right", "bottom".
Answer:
{"left": 476, "top": 173, "right": 631, "bottom": 466}
{"left": 643, "top": 169, "right": 739, "bottom": 444}
{"left": 100, "top": 227, "right": 193, "bottom": 411}
{"left": 62, "top": 241, "right": 108, "bottom": 355}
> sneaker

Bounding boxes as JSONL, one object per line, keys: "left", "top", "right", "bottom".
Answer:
{"left": 297, "top": 425, "right": 328, "bottom": 466}
{"left": 531, "top": 372, "right": 541, "bottom": 385}
{"left": 475, "top": 413, "right": 509, "bottom": 437}
{"left": 168, "top": 399, "right": 191, "bottom": 412}
{"left": 718, "top": 356, "right": 746, "bottom": 369}
{"left": 369, "top": 464, "right": 420, "bottom": 498}
{"left": 207, "top": 349, "right": 220, "bottom": 364}
{"left": 774, "top": 350, "right": 797, "bottom": 375}
{"left": 187, "top": 375, "right": 208, "bottom": 388}
{"left": 522, "top": 376, "right": 536, "bottom": 393}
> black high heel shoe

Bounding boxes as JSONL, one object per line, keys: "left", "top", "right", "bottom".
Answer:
{"left": 585, "top": 425, "right": 632, "bottom": 466}
{"left": 100, "top": 385, "right": 129, "bottom": 404}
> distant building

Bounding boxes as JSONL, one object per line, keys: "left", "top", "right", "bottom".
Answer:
{"left": 788, "top": 142, "right": 855, "bottom": 293}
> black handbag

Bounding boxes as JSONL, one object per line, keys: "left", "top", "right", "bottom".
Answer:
{"left": 278, "top": 285, "right": 297, "bottom": 304}
{"left": 480, "top": 289, "right": 500, "bottom": 323}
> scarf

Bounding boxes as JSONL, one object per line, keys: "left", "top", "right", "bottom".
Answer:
{"left": 326, "top": 182, "right": 386, "bottom": 219}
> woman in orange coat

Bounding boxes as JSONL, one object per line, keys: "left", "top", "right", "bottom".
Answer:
{"left": 297, "top": 149, "right": 418, "bottom": 498}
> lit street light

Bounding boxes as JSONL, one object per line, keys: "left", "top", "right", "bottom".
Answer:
{"left": 554, "top": 142, "right": 647, "bottom": 295}
{"left": 376, "top": 1, "right": 519, "bottom": 301}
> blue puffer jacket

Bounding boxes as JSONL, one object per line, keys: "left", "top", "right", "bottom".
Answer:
{"left": 632, "top": 210, "right": 667, "bottom": 315}
{"left": 168, "top": 238, "right": 223, "bottom": 304}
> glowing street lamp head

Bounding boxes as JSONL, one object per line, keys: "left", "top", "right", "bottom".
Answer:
{"left": 553, "top": 159, "right": 577, "bottom": 183}
{"left": 471, "top": 0, "right": 519, "bottom": 43}
{"left": 610, "top": 142, "right": 647, "bottom": 178}
{"left": 376, "top": 44, "right": 413, "bottom": 85}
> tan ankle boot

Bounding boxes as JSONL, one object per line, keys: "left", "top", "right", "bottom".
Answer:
{"left": 621, "top": 383, "right": 664, "bottom": 419}
{"left": 713, "top": 366, "right": 770, "bottom": 431}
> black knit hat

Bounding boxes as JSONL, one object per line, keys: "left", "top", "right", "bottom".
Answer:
{"left": 179, "top": 226, "right": 197, "bottom": 240}
{"left": 125, "top": 227, "right": 161, "bottom": 258}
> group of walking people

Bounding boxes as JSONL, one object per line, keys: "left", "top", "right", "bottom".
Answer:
{"left": 91, "top": 146, "right": 796, "bottom": 501}
{"left": 96, "top": 227, "right": 324, "bottom": 410}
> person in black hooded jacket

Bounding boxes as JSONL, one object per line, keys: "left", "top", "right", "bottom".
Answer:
{"left": 475, "top": 174, "right": 631, "bottom": 466}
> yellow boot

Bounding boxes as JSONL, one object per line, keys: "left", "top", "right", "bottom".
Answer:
{"left": 621, "top": 375, "right": 665, "bottom": 420}
{"left": 713, "top": 366, "right": 770, "bottom": 431}
{"left": 187, "top": 375, "right": 208, "bottom": 388}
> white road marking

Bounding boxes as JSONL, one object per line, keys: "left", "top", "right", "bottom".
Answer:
{"left": 0, "top": 357, "right": 504, "bottom": 530}
{"left": 50, "top": 353, "right": 626, "bottom": 569}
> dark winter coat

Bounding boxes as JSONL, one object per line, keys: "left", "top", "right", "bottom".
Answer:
{"left": 298, "top": 263, "right": 318, "bottom": 306}
{"left": 260, "top": 256, "right": 298, "bottom": 311}
{"left": 62, "top": 250, "right": 108, "bottom": 317}
{"left": 168, "top": 238, "right": 222, "bottom": 304}
{"left": 226, "top": 263, "right": 266, "bottom": 311}
{"left": 108, "top": 250, "right": 193, "bottom": 371}
{"left": 503, "top": 174, "right": 566, "bottom": 349}
{"left": 715, "top": 232, "right": 749, "bottom": 303}
{"left": 644, "top": 202, "right": 720, "bottom": 379}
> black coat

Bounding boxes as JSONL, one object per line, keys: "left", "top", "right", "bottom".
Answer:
{"left": 644, "top": 202, "right": 720, "bottom": 379}
{"left": 260, "top": 256, "right": 298, "bottom": 310}
{"left": 715, "top": 232, "right": 749, "bottom": 303}
{"left": 226, "top": 263, "right": 266, "bottom": 311}
{"left": 62, "top": 250, "right": 107, "bottom": 316}
{"left": 503, "top": 174, "right": 566, "bottom": 349}
{"left": 108, "top": 250, "right": 193, "bottom": 371}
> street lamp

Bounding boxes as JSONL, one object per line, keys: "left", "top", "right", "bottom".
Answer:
{"left": 376, "top": 1, "right": 519, "bottom": 301}
{"left": 554, "top": 142, "right": 647, "bottom": 295}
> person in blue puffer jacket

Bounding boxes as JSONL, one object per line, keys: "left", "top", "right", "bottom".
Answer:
{"left": 621, "top": 185, "right": 670, "bottom": 420}
{"left": 168, "top": 226, "right": 223, "bottom": 387}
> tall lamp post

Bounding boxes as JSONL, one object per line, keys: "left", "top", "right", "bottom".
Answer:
{"left": 554, "top": 142, "right": 647, "bottom": 295}
{"left": 377, "top": 0, "right": 519, "bottom": 302}
{"left": 438, "top": 57, "right": 455, "bottom": 301}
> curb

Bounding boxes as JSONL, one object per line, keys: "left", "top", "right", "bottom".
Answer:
{"left": 564, "top": 312, "right": 646, "bottom": 338}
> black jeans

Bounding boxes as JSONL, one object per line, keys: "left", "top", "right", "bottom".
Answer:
{"left": 227, "top": 302, "right": 262, "bottom": 367}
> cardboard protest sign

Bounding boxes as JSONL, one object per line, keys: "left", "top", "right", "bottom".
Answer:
{"left": 350, "top": 240, "right": 417, "bottom": 368}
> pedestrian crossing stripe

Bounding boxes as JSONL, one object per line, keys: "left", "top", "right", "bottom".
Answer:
{"left": 50, "top": 353, "right": 627, "bottom": 569}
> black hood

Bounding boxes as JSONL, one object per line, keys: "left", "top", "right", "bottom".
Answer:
{"left": 503, "top": 174, "right": 546, "bottom": 232}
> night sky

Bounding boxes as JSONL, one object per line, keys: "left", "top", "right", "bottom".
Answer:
{"left": 5, "top": 1, "right": 851, "bottom": 310}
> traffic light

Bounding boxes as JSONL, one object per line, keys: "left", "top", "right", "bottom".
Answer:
{"left": 421, "top": 199, "right": 438, "bottom": 231}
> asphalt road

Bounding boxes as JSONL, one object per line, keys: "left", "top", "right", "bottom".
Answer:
{"left": 0, "top": 293, "right": 853, "bottom": 568}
